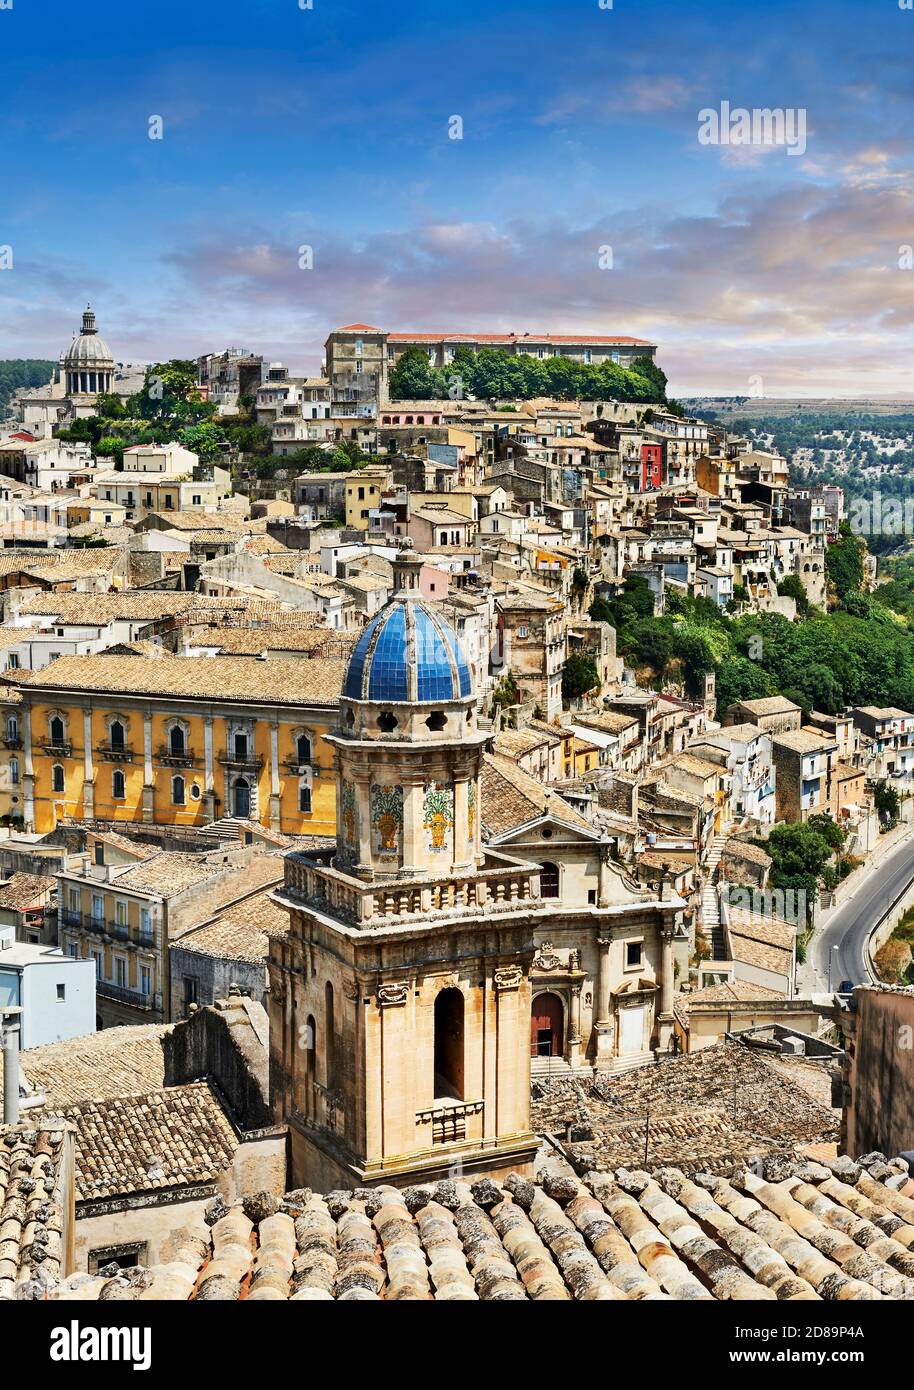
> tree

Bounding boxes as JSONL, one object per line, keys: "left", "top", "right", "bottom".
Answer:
{"left": 95, "top": 435, "right": 126, "bottom": 464}
{"left": 776, "top": 573, "right": 810, "bottom": 617}
{"left": 826, "top": 526, "right": 865, "bottom": 600}
{"left": 760, "top": 815, "right": 845, "bottom": 924}
{"left": 562, "top": 654, "right": 599, "bottom": 701}
{"left": 180, "top": 422, "right": 224, "bottom": 458}
{"left": 388, "top": 346, "right": 448, "bottom": 401}
{"left": 873, "top": 780, "right": 900, "bottom": 829}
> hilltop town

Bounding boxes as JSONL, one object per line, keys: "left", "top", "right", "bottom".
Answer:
{"left": 1, "top": 309, "right": 913, "bottom": 1305}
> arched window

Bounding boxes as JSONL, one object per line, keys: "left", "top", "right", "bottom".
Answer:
{"left": 299, "top": 781, "right": 312, "bottom": 814}
{"left": 172, "top": 775, "right": 185, "bottom": 806}
{"left": 434, "top": 988, "right": 464, "bottom": 1100}
{"left": 9, "top": 757, "right": 18, "bottom": 786}
{"left": 50, "top": 715, "right": 65, "bottom": 746}
{"left": 110, "top": 720, "right": 125, "bottom": 752}
{"left": 531, "top": 993, "right": 564, "bottom": 1058}
{"left": 6, "top": 715, "right": 17, "bottom": 741}
{"left": 296, "top": 732, "right": 311, "bottom": 764}
{"left": 112, "top": 769, "right": 125, "bottom": 800}
{"left": 325, "top": 982, "right": 336, "bottom": 1089}
{"left": 305, "top": 1013, "right": 317, "bottom": 1106}
{"left": 539, "top": 861, "right": 560, "bottom": 898}
{"left": 169, "top": 725, "right": 185, "bottom": 756}
{"left": 52, "top": 763, "right": 65, "bottom": 793}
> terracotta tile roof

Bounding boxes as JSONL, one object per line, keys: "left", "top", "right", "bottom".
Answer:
{"left": 721, "top": 839, "right": 772, "bottom": 868}
{"left": 0, "top": 871, "right": 53, "bottom": 911}
{"left": 481, "top": 752, "right": 591, "bottom": 837}
{"left": 493, "top": 727, "right": 553, "bottom": 758}
{"left": 5, "top": 1025, "right": 169, "bottom": 1108}
{"left": 172, "top": 888, "right": 286, "bottom": 965}
{"left": 67, "top": 1082, "right": 237, "bottom": 1202}
{"left": 47, "top": 1152, "right": 914, "bottom": 1301}
{"left": 532, "top": 1040, "right": 838, "bottom": 1176}
{"left": 389, "top": 330, "right": 656, "bottom": 347}
{"left": 16, "top": 653, "right": 346, "bottom": 706}
{"left": 679, "top": 979, "right": 786, "bottom": 1008}
{"left": 0, "top": 1122, "right": 73, "bottom": 1299}
{"left": 15, "top": 591, "right": 201, "bottom": 623}
{"left": 109, "top": 851, "right": 239, "bottom": 898}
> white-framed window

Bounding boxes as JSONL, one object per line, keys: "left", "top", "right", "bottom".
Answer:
{"left": 91, "top": 894, "right": 103, "bottom": 922}
{"left": 115, "top": 900, "right": 127, "bottom": 926}
{"left": 140, "top": 965, "right": 151, "bottom": 997}
{"left": 9, "top": 757, "right": 19, "bottom": 785}
{"left": 115, "top": 957, "right": 126, "bottom": 988}
{"left": 68, "top": 887, "right": 80, "bottom": 913}
{"left": 112, "top": 769, "right": 125, "bottom": 799}
{"left": 51, "top": 764, "right": 65, "bottom": 792}
{"left": 625, "top": 940, "right": 643, "bottom": 970}
{"left": 172, "top": 775, "right": 186, "bottom": 805}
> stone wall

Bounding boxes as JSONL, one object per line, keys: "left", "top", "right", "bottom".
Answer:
{"left": 164, "top": 993, "right": 271, "bottom": 1130}
{"left": 841, "top": 986, "right": 914, "bottom": 1158}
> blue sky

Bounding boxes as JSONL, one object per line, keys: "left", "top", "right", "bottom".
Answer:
{"left": 1, "top": 0, "right": 912, "bottom": 395}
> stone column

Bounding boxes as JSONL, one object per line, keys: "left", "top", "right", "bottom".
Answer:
{"left": 204, "top": 717, "right": 214, "bottom": 792}
{"left": 356, "top": 775, "right": 372, "bottom": 875}
{"left": 203, "top": 717, "right": 216, "bottom": 821}
{"left": 660, "top": 928, "right": 674, "bottom": 1019}
{"left": 142, "top": 712, "right": 154, "bottom": 822}
{"left": 453, "top": 777, "right": 471, "bottom": 872}
{"left": 598, "top": 846, "right": 612, "bottom": 908}
{"left": 400, "top": 779, "right": 423, "bottom": 877}
{"left": 656, "top": 925, "right": 675, "bottom": 1054}
{"left": 82, "top": 706, "right": 94, "bottom": 819}
{"left": 269, "top": 721, "right": 281, "bottom": 832}
{"left": 594, "top": 936, "right": 615, "bottom": 1069}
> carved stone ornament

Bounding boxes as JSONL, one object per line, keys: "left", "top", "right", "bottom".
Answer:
{"left": 342, "top": 976, "right": 359, "bottom": 1001}
{"left": 533, "top": 941, "right": 562, "bottom": 972}
{"left": 377, "top": 981, "right": 409, "bottom": 1007}
{"left": 494, "top": 965, "right": 523, "bottom": 991}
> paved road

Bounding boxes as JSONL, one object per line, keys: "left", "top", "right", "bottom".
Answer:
{"left": 810, "top": 830, "right": 914, "bottom": 990}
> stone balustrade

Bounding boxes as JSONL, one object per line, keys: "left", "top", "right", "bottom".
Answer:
{"left": 280, "top": 851, "right": 540, "bottom": 927}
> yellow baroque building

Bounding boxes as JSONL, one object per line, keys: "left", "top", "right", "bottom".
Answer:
{"left": 11, "top": 653, "right": 346, "bottom": 835}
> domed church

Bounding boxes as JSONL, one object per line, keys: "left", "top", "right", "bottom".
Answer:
{"left": 60, "top": 305, "right": 116, "bottom": 397}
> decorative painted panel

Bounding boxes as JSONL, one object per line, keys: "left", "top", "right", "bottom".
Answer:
{"left": 467, "top": 781, "right": 476, "bottom": 844}
{"left": 341, "top": 780, "right": 357, "bottom": 847}
{"left": 423, "top": 782, "right": 454, "bottom": 856}
{"left": 371, "top": 783, "right": 403, "bottom": 857}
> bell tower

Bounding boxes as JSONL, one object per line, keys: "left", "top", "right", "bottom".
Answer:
{"left": 269, "top": 545, "right": 541, "bottom": 1190}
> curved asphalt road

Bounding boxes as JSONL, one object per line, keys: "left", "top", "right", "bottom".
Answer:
{"left": 810, "top": 830, "right": 914, "bottom": 990}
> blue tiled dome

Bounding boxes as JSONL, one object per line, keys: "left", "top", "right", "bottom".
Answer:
{"left": 344, "top": 598, "right": 472, "bottom": 704}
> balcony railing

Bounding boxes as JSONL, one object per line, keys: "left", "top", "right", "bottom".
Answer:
{"left": 97, "top": 743, "right": 135, "bottom": 762}
{"left": 40, "top": 741, "right": 72, "bottom": 757}
{"left": 2, "top": 735, "right": 22, "bottom": 750}
{"left": 96, "top": 980, "right": 154, "bottom": 1009}
{"left": 218, "top": 751, "right": 265, "bottom": 771}
{"left": 157, "top": 745, "right": 195, "bottom": 767}
{"left": 279, "top": 850, "right": 543, "bottom": 928}
{"left": 62, "top": 911, "right": 152, "bottom": 946}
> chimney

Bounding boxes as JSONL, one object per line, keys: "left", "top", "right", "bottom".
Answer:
{"left": 1, "top": 1006, "right": 22, "bottom": 1125}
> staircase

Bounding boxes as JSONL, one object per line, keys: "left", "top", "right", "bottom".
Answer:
{"left": 701, "top": 833, "right": 728, "bottom": 959}
{"left": 197, "top": 815, "right": 247, "bottom": 845}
